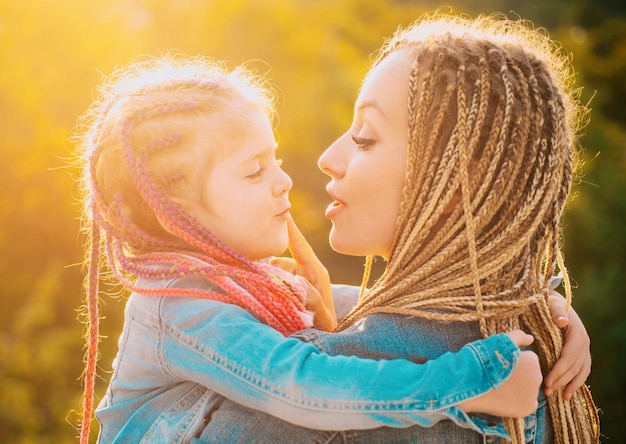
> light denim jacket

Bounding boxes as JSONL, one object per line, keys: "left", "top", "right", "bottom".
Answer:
{"left": 199, "top": 285, "right": 552, "bottom": 443}
{"left": 95, "top": 278, "right": 522, "bottom": 443}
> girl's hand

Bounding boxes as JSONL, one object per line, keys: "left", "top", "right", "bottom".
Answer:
{"left": 458, "top": 330, "right": 541, "bottom": 417}
{"left": 291, "top": 276, "right": 336, "bottom": 332}
{"left": 545, "top": 290, "right": 592, "bottom": 400}
{"left": 270, "top": 219, "right": 336, "bottom": 331}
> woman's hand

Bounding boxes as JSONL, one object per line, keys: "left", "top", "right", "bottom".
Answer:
{"left": 545, "top": 290, "right": 592, "bottom": 400}
{"left": 270, "top": 218, "right": 336, "bottom": 331}
{"left": 458, "top": 330, "right": 541, "bottom": 417}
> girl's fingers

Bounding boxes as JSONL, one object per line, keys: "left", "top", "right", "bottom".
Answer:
{"left": 287, "top": 218, "right": 316, "bottom": 264}
{"left": 505, "top": 329, "right": 535, "bottom": 348}
{"left": 268, "top": 257, "right": 297, "bottom": 274}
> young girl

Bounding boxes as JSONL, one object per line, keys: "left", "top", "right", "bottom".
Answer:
{"left": 73, "top": 55, "right": 578, "bottom": 444}
{"left": 196, "top": 12, "right": 600, "bottom": 444}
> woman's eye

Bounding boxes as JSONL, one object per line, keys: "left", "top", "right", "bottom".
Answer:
{"left": 351, "top": 135, "right": 375, "bottom": 150}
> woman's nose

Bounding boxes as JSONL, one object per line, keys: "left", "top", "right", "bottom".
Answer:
{"left": 318, "top": 133, "right": 347, "bottom": 178}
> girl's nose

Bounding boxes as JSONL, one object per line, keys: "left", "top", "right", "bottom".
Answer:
{"left": 318, "top": 133, "right": 348, "bottom": 178}
{"left": 274, "top": 166, "right": 293, "bottom": 196}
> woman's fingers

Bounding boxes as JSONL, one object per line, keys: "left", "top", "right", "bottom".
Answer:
{"left": 544, "top": 305, "right": 591, "bottom": 399}
{"left": 548, "top": 289, "right": 570, "bottom": 329}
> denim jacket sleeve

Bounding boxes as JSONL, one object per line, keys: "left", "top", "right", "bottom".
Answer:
{"left": 153, "top": 291, "right": 519, "bottom": 431}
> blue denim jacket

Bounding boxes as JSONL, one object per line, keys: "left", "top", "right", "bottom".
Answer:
{"left": 199, "top": 285, "right": 553, "bottom": 443}
{"left": 95, "top": 279, "right": 522, "bottom": 443}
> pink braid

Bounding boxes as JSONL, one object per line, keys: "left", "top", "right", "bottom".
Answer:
{"left": 79, "top": 75, "right": 308, "bottom": 442}
{"left": 79, "top": 221, "right": 100, "bottom": 444}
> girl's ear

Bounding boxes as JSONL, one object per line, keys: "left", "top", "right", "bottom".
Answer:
{"left": 155, "top": 195, "right": 198, "bottom": 235}
{"left": 171, "top": 194, "right": 206, "bottom": 221}
{"left": 169, "top": 195, "right": 189, "bottom": 209}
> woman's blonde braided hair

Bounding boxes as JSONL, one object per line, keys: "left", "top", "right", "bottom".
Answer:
{"left": 338, "top": 12, "right": 598, "bottom": 443}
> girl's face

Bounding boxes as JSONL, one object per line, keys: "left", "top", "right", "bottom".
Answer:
{"left": 318, "top": 50, "right": 413, "bottom": 259}
{"left": 186, "top": 106, "right": 293, "bottom": 261}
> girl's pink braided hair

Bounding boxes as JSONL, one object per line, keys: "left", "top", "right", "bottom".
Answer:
{"left": 73, "top": 56, "right": 310, "bottom": 443}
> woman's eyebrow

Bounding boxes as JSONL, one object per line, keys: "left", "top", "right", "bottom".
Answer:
{"left": 355, "top": 99, "right": 388, "bottom": 122}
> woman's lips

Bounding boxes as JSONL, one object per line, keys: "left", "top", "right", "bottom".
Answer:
{"left": 324, "top": 188, "right": 346, "bottom": 219}
{"left": 325, "top": 189, "right": 346, "bottom": 219}
{"left": 324, "top": 201, "right": 345, "bottom": 219}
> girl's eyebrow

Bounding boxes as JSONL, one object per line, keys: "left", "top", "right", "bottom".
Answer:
{"left": 355, "top": 99, "right": 388, "bottom": 122}
{"left": 245, "top": 143, "right": 279, "bottom": 162}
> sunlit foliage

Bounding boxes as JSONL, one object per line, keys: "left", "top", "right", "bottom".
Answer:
{"left": 0, "top": 0, "right": 623, "bottom": 441}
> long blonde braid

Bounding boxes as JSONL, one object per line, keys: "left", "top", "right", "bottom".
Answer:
{"left": 338, "top": 13, "right": 598, "bottom": 443}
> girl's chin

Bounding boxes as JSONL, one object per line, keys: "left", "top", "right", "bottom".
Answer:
{"left": 246, "top": 243, "right": 289, "bottom": 263}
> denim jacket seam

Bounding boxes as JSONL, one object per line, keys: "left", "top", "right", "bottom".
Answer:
{"left": 154, "top": 297, "right": 175, "bottom": 379}
{"left": 466, "top": 334, "right": 518, "bottom": 387}
{"left": 140, "top": 384, "right": 208, "bottom": 444}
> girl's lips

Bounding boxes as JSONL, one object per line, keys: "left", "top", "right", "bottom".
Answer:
{"left": 275, "top": 203, "right": 292, "bottom": 220}
{"left": 275, "top": 208, "right": 291, "bottom": 221}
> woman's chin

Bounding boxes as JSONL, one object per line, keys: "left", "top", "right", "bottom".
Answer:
{"left": 329, "top": 233, "right": 363, "bottom": 257}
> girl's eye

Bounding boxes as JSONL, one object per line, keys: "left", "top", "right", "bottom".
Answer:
{"left": 351, "top": 135, "right": 375, "bottom": 151}
{"left": 247, "top": 167, "right": 265, "bottom": 179}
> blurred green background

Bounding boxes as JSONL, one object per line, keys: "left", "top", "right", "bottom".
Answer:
{"left": 0, "top": 0, "right": 623, "bottom": 442}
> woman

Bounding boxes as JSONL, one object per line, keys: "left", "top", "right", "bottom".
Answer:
{"left": 199, "top": 12, "right": 598, "bottom": 443}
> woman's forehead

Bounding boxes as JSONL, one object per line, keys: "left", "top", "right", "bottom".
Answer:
{"left": 356, "top": 51, "right": 414, "bottom": 121}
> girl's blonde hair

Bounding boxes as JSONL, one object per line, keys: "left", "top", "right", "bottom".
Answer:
{"left": 338, "top": 12, "right": 599, "bottom": 443}
{"left": 73, "top": 55, "right": 308, "bottom": 443}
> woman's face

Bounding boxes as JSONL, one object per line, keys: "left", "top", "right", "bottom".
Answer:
{"left": 318, "top": 50, "right": 413, "bottom": 259}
